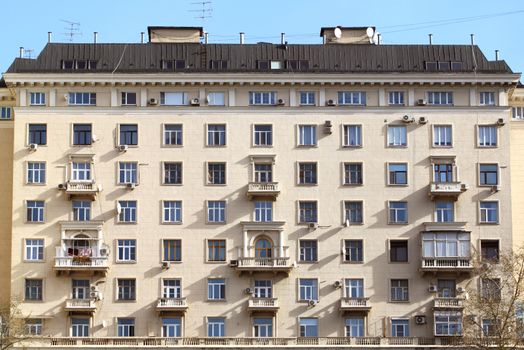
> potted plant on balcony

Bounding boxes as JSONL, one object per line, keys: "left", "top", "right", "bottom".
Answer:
{"left": 72, "top": 255, "right": 91, "bottom": 264}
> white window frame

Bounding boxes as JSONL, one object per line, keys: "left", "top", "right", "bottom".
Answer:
{"left": 345, "top": 317, "right": 364, "bottom": 337}
{"left": 422, "top": 232, "right": 471, "bottom": 258}
{"left": 433, "top": 125, "right": 453, "bottom": 147}
{"left": 338, "top": 91, "right": 366, "bottom": 105}
{"left": 71, "top": 317, "right": 89, "bottom": 337}
{"left": 118, "top": 201, "right": 137, "bottom": 223}
{"left": 72, "top": 200, "right": 91, "bottom": 221}
{"left": 388, "top": 162, "right": 408, "bottom": 186}
{"left": 162, "top": 279, "right": 182, "bottom": 298}
{"left": 26, "top": 319, "right": 43, "bottom": 335}
{"left": 298, "top": 125, "right": 317, "bottom": 146}
{"left": 160, "top": 92, "right": 189, "bottom": 106}
{"left": 163, "top": 124, "right": 183, "bottom": 146}
{"left": 298, "top": 278, "right": 318, "bottom": 301}
{"left": 162, "top": 200, "right": 182, "bottom": 224}
{"left": 390, "top": 279, "right": 409, "bottom": 302}
{"left": 118, "top": 162, "right": 138, "bottom": 185}
{"left": 479, "top": 201, "right": 499, "bottom": 224}
{"left": 207, "top": 317, "right": 225, "bottom": 337}
{"left": 0, "top": 107, "right": 12, "bottom": 119}
{"left": 513, "top": 107, "right": 524, "bottom": 120}
{"left": 208, "top": 278, "right": 226, "bottom": 300}
{"left": 299, "top": 91, "right": 316, "bottom": 106}
{"left": 343, "top": 124, "right": 362, "bottom": 147}
{"left": 343, "top": 240, "right": 363, "bottom": 263}
{"left": 207, "top": 124, "right": 227, "bottom": 146}
{"left": 479, "top": 92, "right": 496, "bottom": 106}
{"left": 207, "top": 162, "right": 227, "bottom": 185}
{"left": 434, "top": 311, "right": 462, "bottom": 336}
{"left": 427, "top": 91, "right": 453, "bottom": 105}
{"left": 117, "top": 318, "right": 135, "bottom": 337}
{"left": 207, "top": 92, "right": 225, "bottom": 106}
{"left": 299, "top": 318, "right": 319, "bottom": 337}
{"left": 27, "top": 161, "right": 46, "bottom": 184}
{"left": 343, "top": 162, "right": 363, "bottom": 185}
{"left": 388, "top": 91, "right": 405, "bottom": 106}
{"left": 116, "top": 279, "right": 136, "bottom": 300}
{"left": 25, "top": 239, "right": 44, "bottom": 261}
{"left": 254, "top": 201, "right": 273, "bottom": 222}
{"left": 253, "top": 124, "right": 273, "bottom": 146}
{"left": 298, "top": 201, "right": 318, "bottom": 223}
{"left": 387, "top": 125, "right": 407, "bottom": 147}
{"left": 388, "top": 201, "right": 408, "bottom": 224}
{"left": 163, "top": 162, "right": 183, "bottom": 185}
{"left": 391, "top": 319, "right": 410, "bottom": 337}
{"left": 249, "top": 91, "right": 277, "bottom": 106}
{"left": 477, "top": 125, "right": 498, "bottom": 148}
{"left": 68, "top": 92, "right": 96, "bottom": 106}
{"left": 299, "top": 239, "right": 318, "bottom": 262}
{"left": 344, "top": 278, "right": 364, "bottom": 298}
{"left": 435, "top": 201, "right": 454, "bottom": 222}
{"left": 344, "top": 201, "right": 364, "bottom": 225}
{"left": 207, "top": 200, "right": 226, "bottom": 223}
{"left": 26, "top": 200, "right": 45, "bottom": 223}
{"left": 30, "top": 92, "right": 46, "bottom": 106}
{"left": 116, "top": 239, "right": 136, "bottom": 262}
{"left": 71, "top": 162, "right": 91, "bottom": 182}
{"left": 121, "top": 92, "right": 137, "bottom": 106}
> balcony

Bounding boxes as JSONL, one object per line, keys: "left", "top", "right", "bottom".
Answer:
{"left": 65, "top": 181, "right": 101, "bottom": 200}
{"left": 64, "top": 299, "right": 97, "bottom": 313}
{"left": 232, "top": 257, "right": 294, "bottom": 275}
{"left": 420, "top": 257, "right": 473, "bottom": 274}
{"left": 247, "top": 182, "right": 280, "bottom": 200}
{"left": 247, "top": 298, "right": 279, "bottom": 312}
{"left": 156, "top": 298, "right": 188, "bottom": 313}
{"left": 433, "top": 298, "right": 464, "bottom": 309}
{"left": 428, "top": 182, "right": 466, "bottom": 200}
{"left": 54, "top": 254, "right": 109, "bottom": 276}
{"left": 340, "top": 298, "right": 372, "bottom": 312}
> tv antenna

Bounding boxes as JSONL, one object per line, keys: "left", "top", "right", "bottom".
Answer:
{"left": 189, "top": 1, "right": 213, "bottom": 21}
{"left": 61, "top": 19, "right": 82, "bottom": 42}
{"left": 23, "top": 49, "right": 34, "bottom": 59}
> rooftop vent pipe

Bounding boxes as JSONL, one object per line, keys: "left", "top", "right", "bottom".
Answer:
{"left": 281, "top": 33, "right": 285, "bottom": 45}
{"left": 140, "top": 32, "right": 145, "bottom": 43}
{"left": 48, "top": 32, "right": 52, "bottom": 43}
{"left": 470, "top": 34, "right": 475, "bottom": 45}
{"left": 94, "top": 32, "right": 98, "bottom": 44}
{"left": 428, "top": 34, "right": 433, "bottom": 45}
{"left": 239, "top": 32, "right": 245, "bottom": 44}
{"left": 495, "top": 50, "right": 499, "bottom": 61}
{"left": 19, "top": 47, "right": 24, "bottom": 58}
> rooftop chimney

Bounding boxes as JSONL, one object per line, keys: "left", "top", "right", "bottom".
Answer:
{"left": 19, "top": 47, "right": 24, "bottom": 58}
{"left": 239, "top": 32, "right": 245, "bottom": 44}
{"left": 495, "top": 50, "right": 500, "bottom": 61}
{"left": 147, "top": 26, "right": 203, "bottom": 43}
{"left": 48, "top": 32, "right": 52, "bottom": 43}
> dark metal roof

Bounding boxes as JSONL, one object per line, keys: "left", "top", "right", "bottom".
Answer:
{"left": 6, "top": 42, "right": 513, "bottom": 74}
{"left": 0, "top": 79, "right": 6, "bottom": 88}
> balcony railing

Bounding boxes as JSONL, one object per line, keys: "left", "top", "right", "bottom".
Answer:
{"left": 156, "top": 298, "right": 188, "bottom": 312}
{"left": 248, "top": 298, "right": 279, "bottom": 312}
{"left": 434, "top": 298, "right": 464, "bottom": 309}
{"left": 429, "top": 182, "right": 466, "bottom": 200}
{"left": 54, "top": 256, "right": 109, "bottom": 275}
{"left": 64, "top": 299, "right": 97, "bottom": 312}
{"left": 65, "top": 181, "right": 101, "bottom": 199}
{"left": 421, "top": 257, "right": 473, "bottom": 272}
{"left": 232, "top": 257, "right": 294, "bottom": 275}
{"left": 340, "top": 297, "right": 372, "bottom": 311}
{"left": 247, "top": 182, "right": 280, "bottom": 200}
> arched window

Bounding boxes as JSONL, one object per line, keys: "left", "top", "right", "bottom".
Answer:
{"left": 255, "top": 238, "right": 272, "bottom": 258}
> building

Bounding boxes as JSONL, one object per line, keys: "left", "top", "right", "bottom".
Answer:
{"left": 2, "top": 26, "right": 521, "bottom": 348}
{"left": 510, "top": 83, "right": 524, "bottom": 249}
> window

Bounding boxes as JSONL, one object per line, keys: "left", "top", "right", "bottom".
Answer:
{"left": 345, "top": 318, "right": 364, "bottom": 337}
{"left": 164, "top": 162, "right": 182, "bottom": 185}
{"left": 254, "top": 125, "right": 272, "bottom": 146}
{"left": 388, "top": 163, "right": 407, "bottom": 185}
{"left": 207, "top": 201, "right": 226, "bottom": 223}
{"left": 513, "top": 107, "right": 524, "bottom": 120}
{"left": 388, "top": 91, "right": 405, "bottom": 105}
{"left": 72, "top": 280, "right": 90, "bottom": 299}
{"left": 345, "top": 279, "right": 364, "bottom": 298}
{"left": 299, "top": 279, "right": 318, "bottom": 301}
{"left": 163, "top": 239, "right": 182, "bottom": 261}
{"left": 427, "top": 91, "right": 453, "bottom": 105}
{"left": 434, "top": 312, "right": 462, "bottom": 336}
{"left": 27, "top": 162, "right": 45, "bottom": 184}
{"left": 481, "top": 240, "right": 499, "bottom": 262}
{"left": 433, "top": 125, "right": 452, "bottom": 147}
{"left": 422, "top": 232, "right": 471, "bottom": 258}
{"left": 298, "top": 201, "right": 317, "bottom": 223}
{"left": 71, "top": 318, "right": 89, "bottom": 337}
{"left": 117, "top": 279, "right": 136, "bottom": 300}
{"left": 160, "top": 92, "right": 188, "bottom": 106}
{"left": 25, "top": 279, "right": 43, "bottom": 300}
{"left": 117, "top": 318, "right": 135, "bottom": 337}
{"left": 254, "top": 201, "right": 272, "bottom": 222}
{"left": 390, "top": 241, "right": 408, "bottom": 262}
{"left": 27, "top": 201, "right": 44, "bottom": 222}
{"left": 62, "top": 60, "right": 97, "bottom": 70}
{"left": 389, "top": 201, "right": 407, "bottom": 224}
{"left": 163, "top": 279, "right": 181, "bottom": 298}
{"left": 480, "top": 201, "right": 499, "bottom": 223}
{"left": 117, "top": 240, "right": 136, "bottom": 262}
{"left": 344, "top": 240, "right": 363, "bottom": 263}
{"left": 436, "top": 201, "right": 454, "bottom": 222}
{"left": 25, "top": 319, "right": 42, "bottom": 335}
{"left": 391, "top": 319, "right": 409, "bottom": 337}
{"left": 162, "top": 60, "right": 185, "bottom": 70}
{"left": 253, "top": 318, "right": 273, "bottom": 337}
{"left": 28, "top": 124, "right": 47, "bottom": 145}
{"left": 210, "top": 60, "right": 228, "bottom": 69}
{"left": 343, "top": 125, "right": 362, "bottom": 147}
{"left": 118, "top": 201, "right": 137, "bottom": 223}
{"left": 437, "top": 279, "right": 456, "bottom": 298}
{"left": 255, "top": 239, "right": 272, "bottom": 258}
{"left": 121, "top": 92, "right": 137, "bottom": 106}
{"left": 299, "top": 318, "right": 318, "bottom": 337}
{"left": 478, "top": 125, "right": 497, "bottom": 147}
{"left": 254, "top": 164, "right": 272, "bottom": 182}
{"left": 207, "top": 92, "right": 225, "bottom": 106}
{"left": 30, "top": 92, "right": 45, "bottom": 106}
{"left": 298, "top": 125, "right": 317, "bottom": 146}
{"left": 71, "top": 162, "right": 91, "bottom": 181}
{"left": 119, "top": 162, "right": 137, "bottom": 184}
{"left": 387, "top": 125, "right": 407, "bottom": 147}
{"left": 207, "top": 124, "right": 226, "bottom": 146}
{"left": 207, "top": 163, "right": 226, "bottom": 185}
{"left": 299, "top": 240, "right": 318, "bottom": 262}
{"left": 164, "top": 124, "right": 183, "bottom": 146}
{"left": 344, "top": 163, "right": 363, "bottom": 185}
{"left": 119, "top": 124, "right": 138, "bottom": 146}
{"left": 68, "top": 92, "right": 96, "bottom": 106}
{"left": 287, "top": 60, "right": 309, "bottom": 70}
{"left": 207, "top": 240, "right": 226, "bottom": 261}
{"left": 438, "top": 61, "right": 451, "bottom": 71}
{"left": 299, "top": 91, "right": 315, "bottom": 106}
{"left": 163, "top": 201, "right": 182, "bottom": 223}
{"left": 390, "top": 279, "right": 409, "bottom": 301}
{"left": 254, "top": 280, "right": 272, "bottom": 298}
{"left": 298, "top": 162, "right": 317, "bottom": 185}
{"left": 479, "top": 164, "right": 498, "bottom": 185}
{"left": 338, "top": 91, "right": 366, "bottom": 105}
{"left": 425, "top": 61, "right": 438, "bottom": 71}
{"left": 249, "top": 92, "right": 276, "bottom": 105}
{"left": 1, "top": 107, "right": 12, "bottom": 119}
{"left": 344, "top": 201, "right": 363, "bottom": 224}
{"left": 72, "top": 124, "right": 92, "bottom": 145}
{"left": 25, "top": 239, "right": 44, "bottom": 261}
{"left": 73, "top": 201, "right": 91, "bottom": 221}
{"left": 479, "top": 92, "right": 495, "bottom": 106}
{"left": 433, "top": 163, "right": 454, "bottom": 183}
{"left": 482, "top": 319, "right": 497, "bottom": 337}
{"left": 481, "top": 278, "right": 501, "bottom": 300}
{"left": 208, "top": 317, "right": 225, "bottom": 337}
{"left": 162, "top": 318, "right": 182, "bottom": 337}
{"left": 208, "top": 279, "right": 226, "bottom": 300}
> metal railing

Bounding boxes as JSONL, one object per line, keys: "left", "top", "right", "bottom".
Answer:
{"left": 237, "top": 257, "right": 291, "bottom": 268}
{"left": 54, "top": 256, "right": 108, "bottom": 268}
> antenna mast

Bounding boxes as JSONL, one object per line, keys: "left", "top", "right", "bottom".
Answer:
{"left": 60, "top": 19, "right": 82, "bottom": 42}
{"left": 189, "top": 1, "right": 213, "bottom": 21}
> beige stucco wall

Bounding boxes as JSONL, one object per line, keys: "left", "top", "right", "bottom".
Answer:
{"left": 510, "top": 88, "right": 524, "bottom": 249}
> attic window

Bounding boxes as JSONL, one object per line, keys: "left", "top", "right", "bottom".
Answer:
{"left": 162, "top": 60, "right": 186, "bottom": 70}
{"left": 425, "top": 62, "right": 438, "bottom": 71}
{"left": 257, "top": 60, "right": 282, "bottom": 70}
{"left": 286, "top": 60, "right": 309, "bottom": 71}
{"left": 451, "top": 62, "right": 463, "bottom": 71}
{"left": 210, "top": 60, "right": 228, "bottom": 69}
{"left": 438, "top": 61, "right": 451, "bottom": 71}
{"left": 62, "top": 60, "right": 97, "bottom": 70}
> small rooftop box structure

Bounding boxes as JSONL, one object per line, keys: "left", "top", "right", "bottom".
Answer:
{"left": 148, "top": 26, "right": 203, "bottom": 43}
{"left": 320, "top": 26, "right": 375, "bottom": 45}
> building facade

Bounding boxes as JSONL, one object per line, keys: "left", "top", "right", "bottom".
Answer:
{"left": 2, "top": 26, "right": 521, "bottom": 348}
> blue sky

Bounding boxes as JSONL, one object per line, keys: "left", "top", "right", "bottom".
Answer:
{"left": 2, "top": 0, "right": 523, "bottom": 75}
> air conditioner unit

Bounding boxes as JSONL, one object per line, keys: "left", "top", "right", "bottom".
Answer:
{"left": 57, "top": 183, "right": 66, "bottom": 190}
{"left": 308, "top": 222, "right": 318, "bottom": 230}
{"left": 126, "top": 183, "right": 136, "bottom": 190}
{"left": 428, "top": 285, "right": 438, "bottom": 293}
{"left": 277, "top": 98, "right": 285, "bottom": 106}
{"left": 402, "top": 115, "right": 415, "bottom": 123}
{"left": 91, "top": 134, "right": 99, "bottom": 143}
{"left": 461, "top": 183, "right": 469, "bottom": 191}
{"left": 64, "top": 93, "right": 69, "bottom": 101}
{"left": 118, "top": 145, "right": 128, "bottom": 152}
{"left": 244, "top": 287, "right": 253, "bottom": 294}
{"left": 89, "top": 291, "right": 99, "bottom": 299}
{"left": 99, "top": 248, "right": 108, "bottom": 256}
{"left": 333, "top": 280, "right": 342, "bottom": 289}
{"left": 323, "top": 120, "right": 333, "bottom": 134}
{"left": 456, "top": 286, "right": 466, "bottom": 294}
{"left": 308, "top": 299, "right": 318, "bottom": 307}
{"left": 326, "top": 99, "right": 337, "bottom": 106}
{"left": 162, "top": 261, "right": 171, "bottom": 269}
{"left": 497, "top": 118, "right": 505, "bottom": 126}
{"left": 418, "top": 116, "right": 428, "bottom": 124}
{"left": 491, "top": 185, "right": 501, "bottom": 193}
{"left": 416, "top": 99, "right": 427, "bottom": 106}
{"left": 415, "top": 315, "right": 427, "bottom": 325}
{"left": 229, "top": 259, "right": 238, "bottom": 267}
{"left": 190, "top": 98, "right": 200, "bottom": 106}
{"left": 28, "top": 143, "right": 38, "bottom": 151}
{"left": 90, "top": 285, "right": 98, "bottom": 292}
{"left": 148, "top": 98, "right": 158, "bottom": 106}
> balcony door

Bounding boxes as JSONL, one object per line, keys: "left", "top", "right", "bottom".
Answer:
{"left": 254, "top": 237, "right": 273, "bottom": 258}
{"left": 437, "top": 279, "right": 456, "bottom": 298}
{"left": 68, "top": 235, "right": 93, "bottom": 257}
{"left": 72, "top": 280, "right": 90, "bottom": 299}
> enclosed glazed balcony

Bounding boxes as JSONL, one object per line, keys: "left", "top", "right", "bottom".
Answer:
{"left": 247, "top": 297, "right": 279, "bottom": 312}
{"left": 156, "top": 298, "right": 188, "bottom": 312}
{"left": 64, "top": 299, "right": 97, "bottom": 313}
{"left": 246, "top": 182, "right": 280, "bottom": 200}
{"left": 340, "top": 297, "right": 372, "bottom": 312}
{"left": 433, "top": 298, "right": 464, "bottom": 310}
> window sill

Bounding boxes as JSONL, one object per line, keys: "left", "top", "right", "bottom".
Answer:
{"left": 207, "top": 299, "right": 227, "bottom": 302}
{"left": 206, "top": 260, "right": 227, "bottom": 264}
{"left": 161, "top": 145, "right": 184, "bottom": 148}
{"left": 342, "top": 261, "right": 364, "bottom": 264}
{"left": 205, "top": 221, "right": 227, "bottom": 225}
{"left": 389, "top": 300, "right": 410, "bottom": 303}
{"left": 162, "top": 183, "right": 183, "bottom": 186}
{"left": 116, "top": 222, "right": 138, "bottom": 225}
{"left": 388, "top": 222, "right": 408, "bottom": 225}
{"left": 206, "top": 183, "right": 227, "bottom": 186}
{"left": 389, "top": 261, "right": 409, "bottom": 264}
{"left": 343, "top": 183, "right": 364, "bottom": 187}
{"left": 342, "top": 145, "right": 363, "bottom": 149}
{"left": 25, "top": 183, "right": 47, "bottom": 186}
{"left": 161, "top": 221, "right": 183, "bottom": 225}
{"left": 23, "top": 260, "right": 45, "bottom": 263}
{"left": 115, "top": 261, "right": 137, "bottom": 264}
{"left": 387, "top": 184, "right": 409, "bottom": 187}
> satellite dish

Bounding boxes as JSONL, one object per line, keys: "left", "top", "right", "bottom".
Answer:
{"left": 366, "top": 27, "right": 375, "bottom": 38}
{"left": 372, "top": 33, "right": 379, "bottom": 45}
{"left": 334, "top": 27, "right": 342, "bottom": 39}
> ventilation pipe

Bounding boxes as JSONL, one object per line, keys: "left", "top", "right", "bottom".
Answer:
{"left": 239, "top": 32, "right": 245, "bottom": 44}
{"left": 94, "top": 32, "right": 98, "bottom": 44}
{"left": 495, "top": 50, "right": 499, "bottom": 61}
{"left": 204, "top": 32, "right": 209, "bottom": 44}
{"left": 428, "top": 34, "right": 433, "bottom": 45}
{"left": 19, "top": 47, "right": 24, "bottom": 58}
{"left": 470, "top": 34, "right": 475, "bottom": 45}
{"left": 140, "top": 32, "right": 145, "bottom": 43}
{"left": 280, "top": 33, "right": 285, "bottom": 45}
{"left": 47, "top": 32, "right": 52, "bottom": 43}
